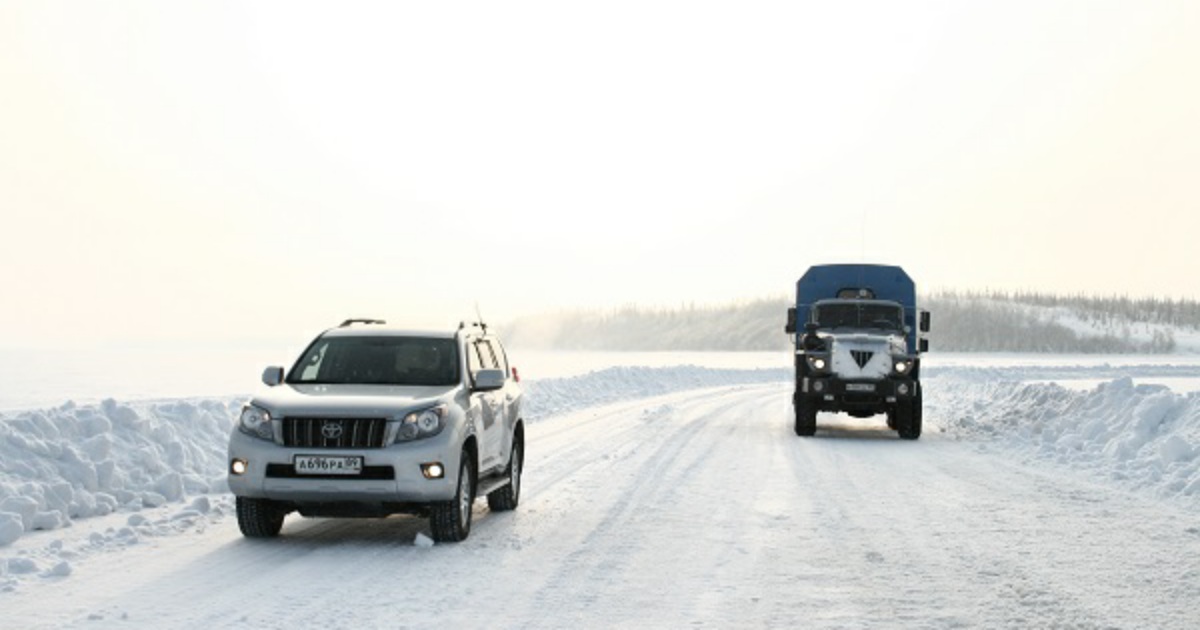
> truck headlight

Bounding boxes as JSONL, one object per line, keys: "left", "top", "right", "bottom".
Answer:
{"left": 239, "top": 404, "right": 273, "bottom": 441}
{"left": 396, "top": 405, "right": 447, "bottom": 442}
{"left": 806, "top": 354, "right": 831, "bottom": 373}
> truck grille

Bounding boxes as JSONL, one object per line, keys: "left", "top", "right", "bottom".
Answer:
{"left": 282, "top": 417, "right": 388, "bottom": 449}
{"left": 850, "top": 350, "right": 874, "bottom": 369}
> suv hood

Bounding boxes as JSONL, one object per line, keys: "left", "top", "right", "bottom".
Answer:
{"left": 251, "top": 383, "right": 458, "bottom": 418}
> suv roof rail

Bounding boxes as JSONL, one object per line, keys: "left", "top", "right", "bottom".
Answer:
{"left": 457, "top": 320, "right": 488, "bottom": 333}
{"left": 339, "top": 318, "right": 387, "bottom": 327}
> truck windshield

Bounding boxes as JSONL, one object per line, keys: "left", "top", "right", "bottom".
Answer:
{"left": 286, "top": 336, "right": 460, "bottom": 386}
{"left": 813, "top": 302, "right": 904, "bottom": 331}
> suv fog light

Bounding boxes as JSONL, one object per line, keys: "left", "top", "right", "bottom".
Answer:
{"left": 230, "top": 459, "right": 248, "bottom": 475}
{"left": 897, "top": 383, "right": 910, "bottom": 396}
{"left": 813, "top": 380, "right": 826, "bottom": 393}
{"left": 421, "top": 463, "right": 445, "bottom": 479}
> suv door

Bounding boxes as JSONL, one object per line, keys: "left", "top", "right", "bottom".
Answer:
{"left": 468, "top": 337, "right": 506, "bottom": 473}
{"left": 485, "top": 337, "right": 521, "bottom": 463}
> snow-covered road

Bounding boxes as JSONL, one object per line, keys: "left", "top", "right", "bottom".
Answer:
{"left": 4, "top": 382, "right": 1198, "bottom": 629}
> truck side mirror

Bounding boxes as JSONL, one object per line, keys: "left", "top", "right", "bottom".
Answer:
{"left": 919, "top": 339, "right": 929, "bottom": 353}
{"left": 920, "top": 310, "right": 931, "bottom": 333}
{"left": 785, "top": 307, "right": 797, "bottom": 334}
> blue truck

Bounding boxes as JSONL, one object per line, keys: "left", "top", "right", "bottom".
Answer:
{"left": 785, "top": 264, "right": 930, "bottom": 439}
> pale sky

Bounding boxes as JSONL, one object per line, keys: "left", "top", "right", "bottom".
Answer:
{"left": 2, "top": 1, "right": 1198, "bottom": 347}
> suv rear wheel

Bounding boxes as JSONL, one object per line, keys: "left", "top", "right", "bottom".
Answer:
{"left": 487, "top": 436, "right": 522, "bottom": 511}
{"left": 430, "top": 450, "right": 476, "bottom": 542}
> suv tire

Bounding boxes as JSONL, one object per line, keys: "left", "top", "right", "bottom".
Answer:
{"left": 487, "top": 436, "right": 522, "bottom": 512}
{"left": 430, "top": 450, "right": 476, "bottom": 543}
{"left": 236, "top": 497, "right": 286, "bottom": 538}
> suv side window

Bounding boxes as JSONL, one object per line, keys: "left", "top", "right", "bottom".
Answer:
{"left": 468, "top": 337, "right": 498, "bottom": 375}
{"left": 467, "top": 339, "right": 482, "bottom": 375}
{"left": 486, "top": 339, "right": 508, "bottom": 376}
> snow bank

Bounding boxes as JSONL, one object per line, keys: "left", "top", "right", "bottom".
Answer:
{"left": 0, "top": 398, "right": 241, "bottom": 547}
{"left": 521, "top": 365, "right": 790, "bottom": 420}
{"left": 931, "top": 374, "right": 1200, "bottom": 504}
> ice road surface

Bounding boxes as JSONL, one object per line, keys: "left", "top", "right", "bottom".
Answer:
{"left": 1, "top": 355, "right": 1199, "bottom": 628}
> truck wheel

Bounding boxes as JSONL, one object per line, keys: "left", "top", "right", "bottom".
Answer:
{"left": 897, "top": 390, "right": 922, "bottom": 440}
{"left": 487, "top": 435, "right": 522, "bottom": 512}
{"left": 431, "top": 450, "right": 476, "bottom": 543}
{"left": 236, "top": 497, "right": 286, "bottom": 538}
{"left": 794, "top": 396, "right": 817, "bottom": 437}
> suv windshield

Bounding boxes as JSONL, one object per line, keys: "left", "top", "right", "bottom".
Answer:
{"left": 287, "top": 336, "right": 460, "bottom": 386}
{"left": 813, "top": 301, "right": 904, "bottom": 331}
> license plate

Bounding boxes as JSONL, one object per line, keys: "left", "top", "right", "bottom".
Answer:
{"left": 294, "top": 455, "right": 363, "bottom": 475}
{"left": 845, "top": 383, "right": 876, "bottom": 392}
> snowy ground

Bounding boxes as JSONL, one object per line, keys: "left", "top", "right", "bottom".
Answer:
{"left": 2, "top": 355, "right": 1199, "bottom": 628}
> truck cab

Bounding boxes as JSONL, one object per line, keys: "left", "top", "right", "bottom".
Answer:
{"left": 785, "top": 265, "right": 930, "bottom": 439}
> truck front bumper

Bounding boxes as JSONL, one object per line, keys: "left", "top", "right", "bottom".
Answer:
{"left": 800, "top": 376, "right": 916, "bottom": 412}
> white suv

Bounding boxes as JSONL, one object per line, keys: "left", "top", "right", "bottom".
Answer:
{"left": 227, "top": 319, "right": 524, "bottom": 543}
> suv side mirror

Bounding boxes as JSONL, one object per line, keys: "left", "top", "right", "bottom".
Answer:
{"left": 472, "top": 368, "right": 505, "bottom": 392}
{"left": 262, "top": 366, "right": 284, "bottom": 386}
{"left": 920, "top": 310, "right": 931, "bottom": 333}
{"left": 919, "top": 339, "right": 929, "bottom": 353}
{"left": 785, "top": 307, "right": 797, "bottom": 334}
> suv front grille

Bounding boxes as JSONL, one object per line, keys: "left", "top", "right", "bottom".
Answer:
{"left": 282, "top": 417, "right": 388, "bottom": 449}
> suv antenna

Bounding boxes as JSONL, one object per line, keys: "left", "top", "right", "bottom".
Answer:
{"left": 474, "top": 303, "right": 488, "bottom": 333}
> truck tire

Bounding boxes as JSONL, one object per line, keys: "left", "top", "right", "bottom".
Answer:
{"left": 897, "top": 387, "right": 922, "bottom": 440}
{"left": 236, "top": 497, "right": 286, "bottom": 538}
{"left": 794, "top": 395, "right": 817, "bottom": 437}
{"left": 487, "top": 436, "right": 522, "bottom": 512}
{"left": 431, "top": 450, "right": 476, "bottom": 543}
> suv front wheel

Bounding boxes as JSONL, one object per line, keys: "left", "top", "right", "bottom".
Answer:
{"left": 236, "top": 497, "right": 287, "bottom": 538}
{"left": 430, "top": 450, "right": 476, "bottom": 543}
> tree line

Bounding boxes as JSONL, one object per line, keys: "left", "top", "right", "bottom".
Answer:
{"left": 502, "top": 291, "right": 1195, "bottom": 353}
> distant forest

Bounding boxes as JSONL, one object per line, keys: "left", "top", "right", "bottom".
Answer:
{"left": 503, "top": 291, "right": 1200, "bottom": 353}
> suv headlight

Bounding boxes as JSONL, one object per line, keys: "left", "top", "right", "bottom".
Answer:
{"left": 239, "top": 404, "right": 273, "bottom": 441}
{"left": 396, "top": 404, "right": 447, "bottom": 442}
{"left": 891, "top": 358, "right": 915, "bottom": 376}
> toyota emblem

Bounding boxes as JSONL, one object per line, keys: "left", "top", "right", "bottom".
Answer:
{"left": 321, "top": 421, "right": 343, "bottom": 440}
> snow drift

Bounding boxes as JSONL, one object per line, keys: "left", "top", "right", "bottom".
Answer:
{"left": 933, "top": 373, "right": 1200, "bottom": 501}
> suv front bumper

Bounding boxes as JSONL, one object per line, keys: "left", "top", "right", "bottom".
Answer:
{"left": 226, "top": 429, "right": 462, "bottom": 504}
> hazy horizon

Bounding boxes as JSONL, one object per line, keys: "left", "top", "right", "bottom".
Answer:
{"left": 4, "top": 1, "right": 1199, "bottom": 348}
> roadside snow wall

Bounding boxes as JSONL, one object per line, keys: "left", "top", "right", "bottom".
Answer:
{"left": 0, "top": 398, "right": 240, "bottom": 546}
{"left": 930, "top": 374, "right": 1200, "bottom": 503}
